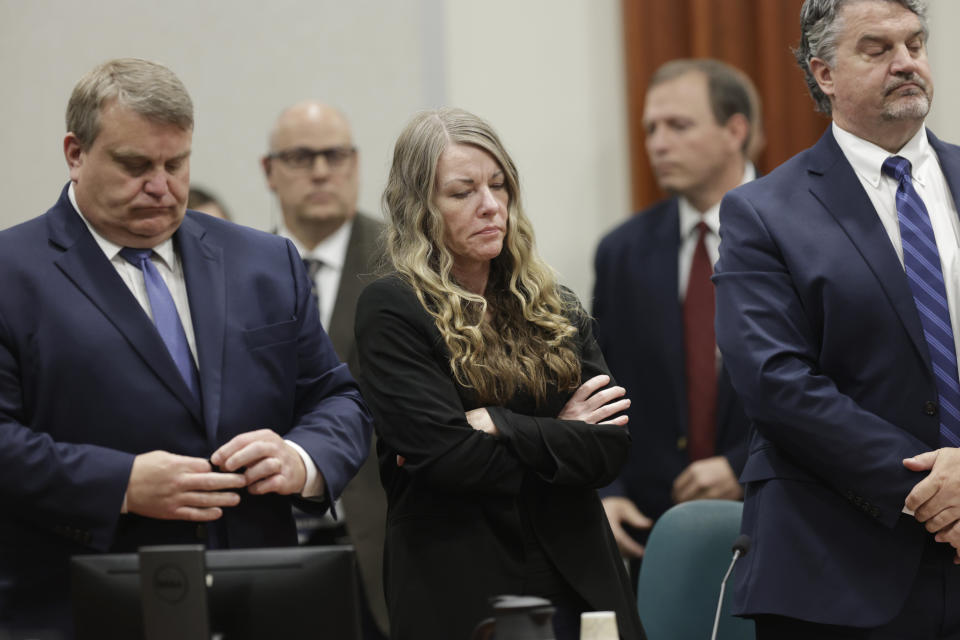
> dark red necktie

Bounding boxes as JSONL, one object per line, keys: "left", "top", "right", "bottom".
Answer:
{"left": 684, "top": 221, "right": 717, "bottom": 461}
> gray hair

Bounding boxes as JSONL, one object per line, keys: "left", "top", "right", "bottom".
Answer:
{"left": 66, "top": 58, "right": 194, "bottom": 148}
{"left": 795, "top": 0, "right": 928, "bottom": 114}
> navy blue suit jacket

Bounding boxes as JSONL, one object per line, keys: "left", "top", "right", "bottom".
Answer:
{"left": 0, "top": 185, "right": 372, "bottom": 631}
{"left": 593, "top": 200, "right": 749, "bottom": 527}
{"left": 715, "top": 128, "right": 960, "bottom": 626}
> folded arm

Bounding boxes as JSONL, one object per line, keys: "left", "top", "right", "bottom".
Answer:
{"left": 355, "top": 279, "right": 630, "bottom": 494}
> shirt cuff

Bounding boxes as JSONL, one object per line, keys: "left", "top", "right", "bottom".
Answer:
{"left": 286, "top": 439, "right": 323, "bottom": 498}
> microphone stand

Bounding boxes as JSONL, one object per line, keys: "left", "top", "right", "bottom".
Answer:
{"left": 710, "top": 535, "right": 750, "bottom": 640}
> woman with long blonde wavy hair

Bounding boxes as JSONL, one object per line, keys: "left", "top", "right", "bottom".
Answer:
{"left": 355, "top": 108, "right": 645, "bottom": 640}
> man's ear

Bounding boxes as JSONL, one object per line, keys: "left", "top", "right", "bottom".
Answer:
{"left": 809, "top": 57, "right": 835, "bottom": 100}
{"left": 64, "top": 133, "right": 84, "bottom": 181}
{"left": 724, "top": 113, "right": 750, "bottom": 154}
{"left": 262, "top": 156, "right": 277, "bottom": 191}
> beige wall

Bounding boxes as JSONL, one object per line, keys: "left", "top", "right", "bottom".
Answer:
{"left": 926, "top": 0, "right": 960, "bottom": 142}
{"left": 0, "top": 0, "right": 627, "bottom": 304}
{"left": 0, "top": 0, "right": 434, "bottom": 237}
{"left": 3, "top": 1, "right": 958, "bottom": 303}
{"left": 443, "top": 0, "right": 629, "bottom": 300}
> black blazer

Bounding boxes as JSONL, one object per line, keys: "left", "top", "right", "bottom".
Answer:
{"left": 355, "top": 276, "right": 644, "bottom": 640}
{"left": 593, "top": 200, "right": 750, "bottom": 525}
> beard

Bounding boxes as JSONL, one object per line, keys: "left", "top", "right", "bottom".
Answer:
{"left": 882, "top": 75, "right": 932, "bottom": 121}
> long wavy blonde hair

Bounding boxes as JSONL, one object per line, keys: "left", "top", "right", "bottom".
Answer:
{"left": 382, "top": 108, "right": 581, "bottom": 404}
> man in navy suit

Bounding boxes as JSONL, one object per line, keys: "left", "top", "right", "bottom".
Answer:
{"left": 593, "top": 59, "right": 760, "bottom": 565}
{"left": 716, "top": 0, "right": 960, "bottom": 636}
{"left": 0, "top": 58, "right": 372, "bottom": 637}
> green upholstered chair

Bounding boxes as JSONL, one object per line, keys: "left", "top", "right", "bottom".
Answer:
{"left": 636, "top": 499, "right": 754, "bottom": 640}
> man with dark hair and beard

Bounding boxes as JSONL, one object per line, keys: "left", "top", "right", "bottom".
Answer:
{"left": 715, "top": 0, "right": 960, "bottom": 637}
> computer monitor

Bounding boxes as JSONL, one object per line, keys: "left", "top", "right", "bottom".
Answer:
{"left": 70, "top": 545, "right": 361, "bottom": 640}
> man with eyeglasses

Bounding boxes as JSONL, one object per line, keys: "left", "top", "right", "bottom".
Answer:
{"left": 262, "top": 100, "right": 388, "bottom": 640}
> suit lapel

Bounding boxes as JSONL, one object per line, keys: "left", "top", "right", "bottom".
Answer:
{"left": 48, "top": 190, "right": 204, "bottom": 423}
{"left": 807, "top": 129, "right": 930, "bottom": 370}
{"left": 652, "top": 203, "right": 688, "bottom": 431}
{"left": 930, "top": 131, "right": 960, "bottom": 212}
{"left": 327, "top": 215, "right": 378, "bottom": 359}
{"left": 176, "top": 215, "right": 225, "bottom": 445}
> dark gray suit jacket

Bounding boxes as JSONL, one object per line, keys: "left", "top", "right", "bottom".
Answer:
{"left": 327, "top": 213, "right": 389, "bottom": 633}
{"left": 593, "top": 200, "right": 749, "bottom": 527}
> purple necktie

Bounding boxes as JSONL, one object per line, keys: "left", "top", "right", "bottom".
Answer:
{"left": 303, "top": 257, "right": 323, "bottom": 320}
{"left": 883, "top": 155, "right": 960, "bottom": 446}
{"left": 119, "top": 248, "right": 200, "bottom": 399}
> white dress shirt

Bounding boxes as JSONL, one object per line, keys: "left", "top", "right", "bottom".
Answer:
{"left": 68, "top": 184, "right": 322, "bottom": 500}
{"left": 832, "top": 122, "right": 960, "bottom": 383}
{"left": 278, "top": 218, "right": 353, "bottom": 329}
{"left": 276, "top": 219, "right": 355, "bottom": 520}
{"left": 69, "top": 184, "right": 199, "bottom": 365}
{"left": 678, "top": 162, "right": 757, "bottom": 300}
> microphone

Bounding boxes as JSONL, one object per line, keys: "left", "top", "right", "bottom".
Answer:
{"left": 710, "top": 535, "right": 751, "bottom": 640}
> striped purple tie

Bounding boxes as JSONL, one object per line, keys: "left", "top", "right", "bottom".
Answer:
{"left": 883, "top": 155, "right": 960, "bottom": 446}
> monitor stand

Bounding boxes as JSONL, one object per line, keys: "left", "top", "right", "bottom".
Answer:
{"left": 139, "top": 545, "right": 211, "bottom": 640}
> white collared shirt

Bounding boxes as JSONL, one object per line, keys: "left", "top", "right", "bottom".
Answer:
{"left": 276, "top": 220, "right": 355, "bottom": 513}
{"left": 833, "top": 122, "right": 960, "bottom": 383}
{"left": 68, "top": 183, "right": 200, "bottom": 365}
{"left": 277, "top": 219, "right": 353, "bottom": 329}
{"left": 678, "top": 162, "right": 756, "bottom": 300}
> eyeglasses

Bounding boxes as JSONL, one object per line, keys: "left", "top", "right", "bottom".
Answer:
{"left": 267, "top": 146, "right": 357, "bottom": 171}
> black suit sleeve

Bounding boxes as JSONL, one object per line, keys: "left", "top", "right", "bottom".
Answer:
{"left": 719, "top": 430, "right": 748, "bottom": 476}
{"left": 355, "top": 277, "right": 629, "bottom": 494}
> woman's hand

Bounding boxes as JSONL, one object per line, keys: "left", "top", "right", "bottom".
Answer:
{"left": 466, "top": 408, "right": 500, "bottom": 436}
{"left": 558, "top": 374, "right": 630, "bottom": 425}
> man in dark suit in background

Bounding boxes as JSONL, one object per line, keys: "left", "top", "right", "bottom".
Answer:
{"left": 0, "top": 59, "right": 372, "bottom": 638}
{"left": 593, "top": 59, "right": 760, "bottom": 567}
{"left": 262, "top": 101, "right": 388, "bottom": 638}
{"left": 716, "top": 0, "right": 960, "bottom": 636}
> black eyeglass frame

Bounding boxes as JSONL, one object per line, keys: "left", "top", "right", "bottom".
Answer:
{"left": 266, "top": 145, "right": 357, "bottom": 170}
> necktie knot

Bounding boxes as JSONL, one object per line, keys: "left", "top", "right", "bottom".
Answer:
{"left": 118, "top": 246, "right": 200, "bottom": 400}
{"left": 303, "top": 257, "right": 324, "bottom": 280}
{"left": 119, "top": 247, "right": 154, "bottom": 269}
{"left": 694, "top": 221, "right": 709, "bottom": 241}
{"left": 882, "top": 155, "right": 912, "bottom": 183}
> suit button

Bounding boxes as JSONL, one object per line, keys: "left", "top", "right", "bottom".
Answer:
{"left": 195, "top": 524, "right": 208, "bottom": 541}
{"left": 924, "top": 401, "right": 938, "bottom": 416}
{"left": 676, "top": 436, "right": 687, "bottom": 451}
